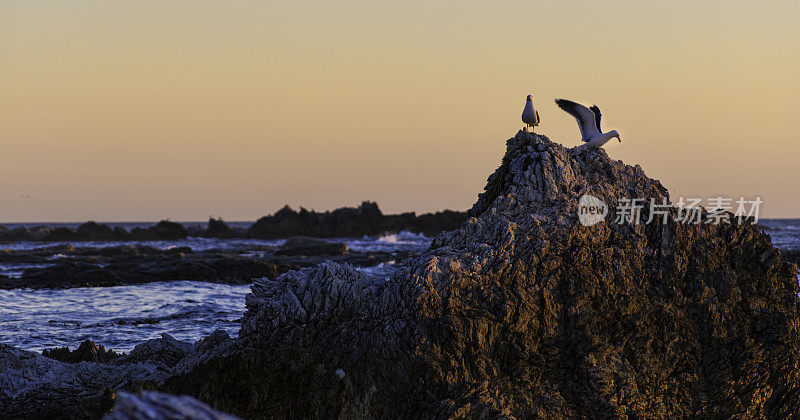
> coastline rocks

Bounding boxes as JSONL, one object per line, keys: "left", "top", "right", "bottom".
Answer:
{"left": 1, "top": 208, "right": 466, "bottom": 244}
{"left": 246, "top": 201, "right": 466, "bottom": 239}
{"left": 168, "top": 132, "right": 800, "bottom": 417}
{"left": 42, "top": 340, "right": 122, "bottom": 364}
{"left": 0, "top": 242, "right": 410, "bottom": 289}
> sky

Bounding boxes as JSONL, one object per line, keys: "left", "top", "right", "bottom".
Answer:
{"left": 1, "top": 0, "right": 798, "bottom": 222}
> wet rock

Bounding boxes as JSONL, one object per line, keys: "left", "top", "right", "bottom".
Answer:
{"left": 11, "top": 261, "right": 123, "bottom": 289}
{"left": 104, "top": 391, "right": 241, "bottom": 420}
{"left": 275, "top": 236, "right": 349, "bottom": 256}
{"left": 42, "top": 340, "right": 122, "bottom": 363}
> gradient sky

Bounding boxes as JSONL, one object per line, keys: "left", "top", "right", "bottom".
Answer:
{"left": 2, "top": 1, "right": 798, "bottom": 222}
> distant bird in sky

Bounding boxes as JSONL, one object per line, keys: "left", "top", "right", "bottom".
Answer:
{"left": 521, "top": 95, "right": 540, "bottom": 133}
{"left": 555, "top": 99, "right": 620, "bottom": 147}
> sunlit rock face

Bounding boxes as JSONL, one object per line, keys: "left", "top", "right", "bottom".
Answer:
{"left": 171, "top": 131, "right": 800, "bottom": 418}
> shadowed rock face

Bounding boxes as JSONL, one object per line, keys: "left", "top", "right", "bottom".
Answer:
{"left": 104, "top": 391, "right": 241, "bottom": 420}
{"left": 164, "top": 132, "right": 800, "bottom": 417}
{"left": 2, "top": 132, "right": 799, "bottom": 418}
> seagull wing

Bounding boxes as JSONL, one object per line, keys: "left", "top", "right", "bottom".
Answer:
{"left": 590, "top": 105, "right": 602, "bottom": 132}
{"left": 555, "top": 99, "right": 600, "bottom": 141}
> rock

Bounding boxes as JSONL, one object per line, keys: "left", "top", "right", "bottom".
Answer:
{"left": 0, "top": 240, "right": 408, "bottom": 289}
{"left": 26, "top": 225, "right": 54, "bottom": 241}
{"left": 205, "top": 218, "right": 237, "bottom": 238}
{"left": 783, "top": 249, "right": 800, "bottom": 266}
{"left": 5, "top": 131, "right": 797, "bottom": 418}
{"left": 9, "top": 261, "right": 124, "bottom": 289}
{"left": 246, "top": 201, "right": 466, "bottom": 239}
{"left": 42, "top": 340, "right": 122, "bottom": 363}
{"left": 0, "top": 344, "right": 170, "bottom": 419}
{"left": 274, "top": 236, "right": 349, "bottom": 256}
{"left": 104, "top": 391, "right": 241, "bottom": 420}
{"left": 77, "top": 221, "right": 127, "bottom": 241}
{"left": 45, "top": 227, "right": 77, "bottom": 241}
{"left": 166, "top": 132, "right": 800, "bottom": 418}
{"left": 130, "top": 221, "right": 188, "bottom": 241}
{"left": 121, "top": 334, "right": 193, "bottom": 368}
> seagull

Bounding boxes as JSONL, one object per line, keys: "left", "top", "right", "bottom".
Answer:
{"left": 555, "top": 99, "right": 620, "bottom": 147}
{"left": 521, "top": 95, "right": 540, "bottom": 133}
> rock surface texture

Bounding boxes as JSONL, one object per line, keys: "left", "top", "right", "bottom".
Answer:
{"left": 1, "top": 132, "right": 798, "bottom": 418}
{"left": 104, "top": 391, "right": 240, "bottom": 420}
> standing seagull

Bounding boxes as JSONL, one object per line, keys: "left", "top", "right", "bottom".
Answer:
{"left": 521, "top": 95, "right": 540, "bottom": 133}
{"left": 555, "top": 99, "right": 621, "bottom": 147}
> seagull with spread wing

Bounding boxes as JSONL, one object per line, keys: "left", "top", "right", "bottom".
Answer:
{"left": 555, "top": 99, "right": 620, "bottom": 147}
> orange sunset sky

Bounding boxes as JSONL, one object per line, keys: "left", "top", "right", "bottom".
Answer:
{"left": 1, "top": 1, "right": 798, "bottom": 222}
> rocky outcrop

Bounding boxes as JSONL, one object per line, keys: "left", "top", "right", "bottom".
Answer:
{"left": 246, "top": 201, "right": 467, "bottom": 239}
{"left": 42, "top": 340, "right": 122, "bottom": 364}
{"left": 205, "top": 218, "right": 243, "bottom": 238}
{"left": 166, "top": 132, "right": 800, "bottom": 417}
{"left": 1, "top": 208, "right": 466, "bottom": 243}
{"left": 104, "top": 391, "right": 241, "bottom": 420}
{"left": 2, "top": 131, "right": 798, "bottom": 418}
{"left": 130, "top": 220, "right": 189, "bottom": 241}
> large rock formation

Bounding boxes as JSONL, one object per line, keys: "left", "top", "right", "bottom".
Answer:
{"left": 164, "top": 132, "right": 800, "bottom": 417}
{"left": 2, "top": 132, "right": 798, "bottom": 418}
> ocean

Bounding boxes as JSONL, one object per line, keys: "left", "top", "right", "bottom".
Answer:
{"left": 0, "top": 229, "right": 430, "bottom": 352}
{"left": 1, "top": 221, "right": 798, "bottom": 353}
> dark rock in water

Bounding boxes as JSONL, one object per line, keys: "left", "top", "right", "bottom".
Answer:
{"left": 0, "top": 240, "right": 403, "bottom": 289}
{"left": 77, "top": 221, "right": 127, "bottom": 241}
{"left": 246, "top": 201, "right": 466, "bottom": 239}
{"left": 166, "top": 132, "right": 800, "bottom": 417}
{"left": 130, "top": 220, "right": 189, "bottom": 241}
{"left": 46, "top": 227, "right": 77, "bottom": 241}
{"left": 104, "top": 391, "right": 241, "bottom": 420}
{"left": 9, "top": 261, "right": 124, "bottom": 289}
{"left": 205, "top": 217, "right": 237, "bottom": 238}
{"left": 42, "top": 340, "right": 122, "bottom": 363}
{"left": 3, "top": 132, "right": 798, "bottom": 418}
{"left": 274, "top": 236, "right": 349, "bottom": 256}
{"left": 4, "top": 225, "right": 52, "bottom": 242}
